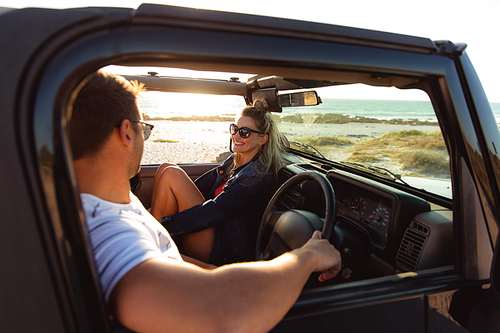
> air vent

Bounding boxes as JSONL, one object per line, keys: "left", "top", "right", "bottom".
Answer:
{"left": 281, "top": 188, "right": 301, "bottom": 209}
{"left": 278, "top": 168, "right": 294, "bottom": 183}
{"left": 277, "top": 168, "right": 302, "bottom": 209}
{"left": 396, "top": 221, "right": 429, "bottom": 272}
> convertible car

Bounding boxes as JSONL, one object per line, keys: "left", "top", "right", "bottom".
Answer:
{"left": 1, "top": 4, "right": 499, "bottom": 332}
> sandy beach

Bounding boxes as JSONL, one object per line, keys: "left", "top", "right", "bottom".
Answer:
{"left": 142, "top": 120, "right": 441, "bottom": 168}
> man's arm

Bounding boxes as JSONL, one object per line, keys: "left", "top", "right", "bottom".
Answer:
{"left": 181, "top": 254, "right": 217, "bottom": 269}
{"left": 110, "top": 231, "right": 341, "bottom": 333}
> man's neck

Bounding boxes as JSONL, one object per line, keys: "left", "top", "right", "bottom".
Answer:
{"left": 74, "top": 158, "right": 132, "bottom": 204}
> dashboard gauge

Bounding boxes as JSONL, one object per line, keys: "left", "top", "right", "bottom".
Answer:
{"left": 341, "top": 198, "right": 355, "bottom": 207}
{"left": 338, "top": 197, "right": 367, "bottom": 219}
{"left": 337, "top": 201, "right": 348, "bottom": 215}
{"left": 338, "top": 198, "right": 353, "bottom": 215}
{"left": 368, "top": 206, "right": 390, "bottom": 226}
{"left": 353, "top": 198, "right": 366, "bottom": 213}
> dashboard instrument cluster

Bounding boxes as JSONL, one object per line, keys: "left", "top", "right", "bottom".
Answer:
{"left": 334, "top": 178, "right": 394, "bottom": 248}
{"left": 278, "top": 164, "right": 432, "bottom": 258}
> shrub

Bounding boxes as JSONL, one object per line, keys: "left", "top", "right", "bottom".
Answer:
{"left": 380, "top": 130, "right": 425, "bottom": 140}
{"left": 153, "top": 139, "right": 179, "bottom": 143}
{"left": 398, "top": 150, "right": 449, "bottom": 175}
{"left": 347, "top": 151, "right": 381, "bottom": 163}
{"left": 295, "top": 136, "right": 353, "bottom": 146}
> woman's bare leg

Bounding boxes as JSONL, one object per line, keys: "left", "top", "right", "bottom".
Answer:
{"left": 181, "top": 229, "right": 216, "bottom": 263}
{"left": 150, "top": 163, "right": 215, "bottom": 262}
{"left": 150, "top": 163, "right": 204, "bottom": 218}
{"left": 150, "top": 162, "right": 171, "bottom": 210}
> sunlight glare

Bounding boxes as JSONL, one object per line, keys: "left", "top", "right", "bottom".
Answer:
{"left": 139, "top": 91, "right": 246, "bottom": 119}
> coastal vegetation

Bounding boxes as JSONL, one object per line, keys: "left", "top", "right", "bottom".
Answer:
{"left": 294, "top": 136, "right": 353, "bottom": 147}
{"left": 153, "top": 138, "right": 179, "bottom": 143}
{"left": 143, "top": 113, "right": 438, "bottom": 126}
{"left": 273, "top": 113, "right": 437, "bottom": 126}
{"left": 293, "top": 130, "right": 449, "bottom": 177}
{"left": 144, "top": 114, "right": 234, "bottom": 122}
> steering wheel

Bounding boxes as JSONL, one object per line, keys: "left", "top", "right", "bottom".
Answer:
{"left": 255, "top": 172, "right": 336, "bottom": 261}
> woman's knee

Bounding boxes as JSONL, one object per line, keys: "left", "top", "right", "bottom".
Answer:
{"left": 158, "top": 164, "right": 189, "bottom": 186}
{"left": 156, "top": 162, "right": 177, "bottom": 177}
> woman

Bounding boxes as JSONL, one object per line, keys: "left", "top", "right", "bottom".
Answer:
{"left": 150, "top": 99, "right": 284, "bottom": 265}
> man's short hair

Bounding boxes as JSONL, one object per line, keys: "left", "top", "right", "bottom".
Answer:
{"left": 69, "top": 70, "right": 144, "bottom": 160}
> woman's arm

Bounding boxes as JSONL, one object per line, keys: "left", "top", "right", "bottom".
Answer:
{"left": 162, "top": 170, "right": 271, "bottom": 235}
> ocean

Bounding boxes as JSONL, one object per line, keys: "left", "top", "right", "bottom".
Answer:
{"left": 138, "top": 92, "right": 500, "bottom": 123}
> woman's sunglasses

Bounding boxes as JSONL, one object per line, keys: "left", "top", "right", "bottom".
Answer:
{"left": 229, "top": 123, "right": 265, "bottom": 139}
{"left": 130, "top": 119, "right": 155, "bottom": 141}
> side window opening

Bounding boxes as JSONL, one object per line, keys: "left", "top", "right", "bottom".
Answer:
{"left": 106, "top": 66, "right": 455, "bottom": 282}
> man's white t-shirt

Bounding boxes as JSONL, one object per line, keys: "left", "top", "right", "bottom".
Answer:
{"left": 81, "top": 192, "right": 182, "bottom": 302}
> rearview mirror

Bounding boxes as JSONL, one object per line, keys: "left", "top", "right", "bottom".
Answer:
{"left": 279, "top": 91, "right": 321, "bottom": 107}
{"left": 251, "top": 89, "right": 321, "bottom": 113}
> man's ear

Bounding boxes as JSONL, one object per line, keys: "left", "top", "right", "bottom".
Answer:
{"left": 259, "top": 134, "right": 269, "bottom": 146}
{"left": 117, "top": 119, "right": 134, "bottom": 147}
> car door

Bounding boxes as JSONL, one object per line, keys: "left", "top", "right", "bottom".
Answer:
{"left": 1, "top": 4, "right": 499, "bottom": 332}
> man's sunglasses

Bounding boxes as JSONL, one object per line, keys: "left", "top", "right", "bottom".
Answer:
{"left": 229, "top": 123, "right": 265, "bottom": 139}
{"left": 130, "top": 119, "right": 154, "bottom": 141}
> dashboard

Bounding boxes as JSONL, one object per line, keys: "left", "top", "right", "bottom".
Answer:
{"left": 277, "top": 163, "right": 454, "bottom": 280}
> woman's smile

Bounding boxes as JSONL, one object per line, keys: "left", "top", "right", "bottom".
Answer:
{"left": 231, "top": 137, "right": 252, "bottom": 152}
{"left": 232, "top": 139, "right": 245, "bottom": 147}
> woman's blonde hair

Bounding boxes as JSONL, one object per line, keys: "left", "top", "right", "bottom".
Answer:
{"left": 233, "top": 99, "right": 284, "bottom": 177}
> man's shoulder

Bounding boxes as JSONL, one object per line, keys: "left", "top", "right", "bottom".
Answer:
{"left": 80, "top": 193, "right": 151, "bottom": 233}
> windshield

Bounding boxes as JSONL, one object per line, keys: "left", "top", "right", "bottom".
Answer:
{"left": 275, "top": 86, "right": 451, "bottom": 198}
{"left": 120, "top": 68, "right": 452, "bottom": 198}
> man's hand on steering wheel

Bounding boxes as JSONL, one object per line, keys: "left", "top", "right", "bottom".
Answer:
{"left": 297, "top": 230, "right": 342, "bottom": 282}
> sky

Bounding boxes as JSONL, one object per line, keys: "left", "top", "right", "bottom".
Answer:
{"left": 3, "top": 0, "right": 499, "bottom": 102}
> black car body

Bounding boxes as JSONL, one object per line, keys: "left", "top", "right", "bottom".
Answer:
{"left": 0, "top": 4, "right": 499, "bottom": 332}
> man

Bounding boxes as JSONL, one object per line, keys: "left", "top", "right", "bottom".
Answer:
{"left": 69, "top": 70, "right": 342, "bottom": 333}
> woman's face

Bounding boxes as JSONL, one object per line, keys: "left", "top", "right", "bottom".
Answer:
{"left": 231, "top": 116, "right": 268, "bottom": 157}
